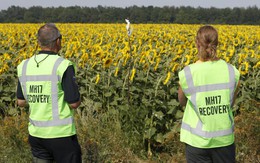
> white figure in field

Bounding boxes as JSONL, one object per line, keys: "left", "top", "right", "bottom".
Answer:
{"left": 125, "top": 18, "right": 132, "bottom": 36}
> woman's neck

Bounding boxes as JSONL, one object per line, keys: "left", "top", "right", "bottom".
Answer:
{"left": 197, "top": 57, "right": 220, "bottom": 63}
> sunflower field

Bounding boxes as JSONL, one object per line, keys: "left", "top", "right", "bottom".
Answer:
{"left": 0, "top": 23, "right": 259, "bottom": 162}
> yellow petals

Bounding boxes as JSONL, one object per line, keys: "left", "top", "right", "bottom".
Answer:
{"left": 95, "top": 74, "right": 100, "bottom": 84}
{"left": 154, "top": 57, "right": 161, "bottom": 71}
{"left": 163, "top": 72, "right": 171, "bottom": 85}
{"left": 114, "top": 67, "right": 119, "bottom": 77}
{"left": 103, "top": 58, "right": 113, "bottom": 68}
{"left": 253, "top": 61, "right": 260, "bottom": 69}
{"left": 0, "top": 24, "right": 259, "bottom": 78}
{"left": 239, "top": 62, "right": 249, "bottom": 75}
{"left": 0, "top": 63, "right": 9, "bottom": 75}
{"left": 171, "top": 63, "right": 179, "bottom": 72}
{"left": 130, "top": 68, "right": 136, "bottom": 81}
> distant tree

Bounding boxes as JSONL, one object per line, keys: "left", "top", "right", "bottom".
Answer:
{"left": 0, "top": 5, "right": 259, "bottom": 24}
{"left": 242, "top": 6, "right": 260, "bottom": 24}
{"left": 0, "top": 10, "right": 6, "bottom": 22}
{"left": 175, "top": 7, "right": 195, "bottom": 24}
{"left": 158, "top": 6, "right": 175, "bottom": 23}
{"left": 24, "top": 6, "right": 44, "bottom": 23}
{"left": 129, "top": 5, "right": 142, "bottom": 23}
{"left": 4, "top": 6, "right": 26, "bottom": 22}
{"left": 230, "top": 7, "right": 244, "bottom": 24}
{"left": 58, "top": 6, "right": 83, "bottom": 23}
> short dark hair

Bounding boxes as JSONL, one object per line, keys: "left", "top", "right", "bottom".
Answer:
{"left": 37, "top": 23, "right": 61, "bottom": 48}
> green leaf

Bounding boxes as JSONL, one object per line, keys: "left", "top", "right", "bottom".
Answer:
{"left": 118, "top": 105, "right": 129, "bottom": 112}
{"left": 167, "top": 108, "right": 175, "bottom": 114}
{"left": 104, "top": 92, "right": 112, "bottom": 97}
{"left": 168, "top": 99, "right": 179, "bottom": 106}
{"left": 175, "top": 110, "right": 183, "bottom": 119}
{"left": 155, "top": 133, "right": 164, "bottom": 143}
{"left": 170, "top": 87, "right": 177, "bottom": 94}
{"left": 153, "top": 111, "right": 164, "bottom": 120}
{"left": 8, "top": 108, "right": 18, "bottom": 116}
{"left": 1, "top": 97, "right": 11, "bottom": 101}
{"left": 144, "top": 127, "right": 156, "bottom": 139}
{"left": 110, "top": 99, "right": 118, "bottom": 106}
{"left": 172, "top": 121, "right": 182, "bottom": 133}
{"left": 141, "top": 97, "right": 151, "bottom": 107}
{"left": 94, "top": 102, "right": 103, "bottom": 109}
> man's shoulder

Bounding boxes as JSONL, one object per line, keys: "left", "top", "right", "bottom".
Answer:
{"left": 17, "top": 58, "right": 30, "bottom": 68}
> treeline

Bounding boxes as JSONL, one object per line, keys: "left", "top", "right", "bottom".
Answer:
{"left": 0, "top": 5, "right": 260, "bottom": 24}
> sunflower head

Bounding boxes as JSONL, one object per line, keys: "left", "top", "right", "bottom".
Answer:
{"left": 130, "top": 68, "right": 136, "bottom": 81}
{"left": 103, "top": 58, "right": 113, "bottom": 68}
{"left": 163, "top": 72, "right": 171, "bottom": 85}
{"left": 95, "top": 74, "right": 100, "bottom": 84}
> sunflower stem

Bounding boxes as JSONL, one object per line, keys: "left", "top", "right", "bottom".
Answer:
{"left": 127, "top": 35, "right": 132, "bottom": 107}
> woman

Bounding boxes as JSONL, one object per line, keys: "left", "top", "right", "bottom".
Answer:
{"left": 178, "top": 25, "right": 240, "bottom": 163}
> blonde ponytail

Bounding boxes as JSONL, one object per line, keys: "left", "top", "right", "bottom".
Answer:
{"left": 196, "top": 25, "right": 218, "bottom": 61}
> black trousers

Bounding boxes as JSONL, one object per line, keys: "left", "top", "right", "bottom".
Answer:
{"left": 28, "top": 134, "right": 82, "bottom": 163}
{"left": 185, "top": 143, "right": 236, "bottom": 163}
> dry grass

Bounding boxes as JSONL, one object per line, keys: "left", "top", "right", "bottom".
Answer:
{"left": 235, "top": 109, "right": 260, "bottom": 163}
{"left": 0, "top": 107, "right": 259, "bottom": 162}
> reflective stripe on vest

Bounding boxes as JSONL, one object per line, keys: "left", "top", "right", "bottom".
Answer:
{"left": 181, "top": 63, "right": 236, "bottom": 138}
{"left": 19, "top": 58, "right": 73, "bottom": 127}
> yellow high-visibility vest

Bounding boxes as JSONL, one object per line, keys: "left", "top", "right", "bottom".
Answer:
{"left": 17, "top": 54, "right": 76, "bottom": 138}
{"left": 178, "top": 59, "right": 240, "bottom": 148}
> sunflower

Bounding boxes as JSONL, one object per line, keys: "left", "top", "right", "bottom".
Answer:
{"left": 248, "top": 50, "right": 255, "bottom": 58}
{"left": 154, "top": 57, "right": 161, "bottom": 71}
{"left": 171, "top": 55, "right": 180, "bottom": 62}
{"left": 130, "top": 68, "right": 136, "bottom": 81}
{"left": 103, "top": 58, "right": 113, "bottom": 68}
{"left": 3, "top": 53, "right": 11, "bottom": 60}
{"left": 0, "top": 63, "right": 9, "bottom": 75}
{"left": 123, "top": 53, "right": 130, "bottom": 66}
{"left": 253, "top": 61, "right": 260, "bottom": 69}
{"left": 177, "top": 47, "right": 184, "bottom": 55}
{"left": 238, "top": 53, "right": 247, "bottom": 64}
{"left": 184, "top": 55, "right": 191, "bottom": 66}
{"left": 232, "top": 37, "right": 240, "bottom": 47}
{"left": 114, "top": 67, "right": 119, "bottom": 77}
{"left": 94, "top": 50, "right": 103, "bottom": 59}
{"left": 95, "top": 74, "right": 100, "bottom": 84}
{"left": 143, "top": 63, "right": 149, "bottom": 71}
{"left": 239, "top": 62, "right": 249, "bottom": 76}
{"left": 171, "top": 63, "right": 179, "bottom": 73}
{"left": 247, "top": 39, "right": 255, "bottom": 47}
{"left": 163, "top": 72, "right": 171, "bottom": 85}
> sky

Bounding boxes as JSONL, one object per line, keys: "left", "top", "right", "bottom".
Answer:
{"left": 0, "top": 0, "right": 260, "bottom": 10}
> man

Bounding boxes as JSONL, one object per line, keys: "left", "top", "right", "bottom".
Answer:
{"left": 16, "top": 23, "right": 82, "bottom": 163}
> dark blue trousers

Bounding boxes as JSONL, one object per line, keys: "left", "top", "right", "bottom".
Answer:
{"left": 185, "top": 143, "right": 236, "bottom": 163}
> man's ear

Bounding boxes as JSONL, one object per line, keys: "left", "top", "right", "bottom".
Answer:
{"left": 53, "top": 39, "right": 61, "bottom": 53}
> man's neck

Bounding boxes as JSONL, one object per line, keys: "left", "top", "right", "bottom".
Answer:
{"left": 40, "top": 47, "right": 58, "bottom": 53}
